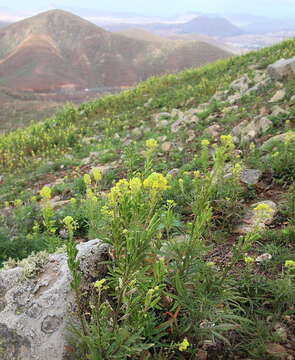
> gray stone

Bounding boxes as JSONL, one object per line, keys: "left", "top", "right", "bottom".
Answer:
{"left": 269, "top": 89, "right": 286, "bottom": 103}
{"left": 186, "top": 130, "right": 196, "bottom": 142}
{"left": 0, "top": 240, "right": 109, "bottom": 360}
{"left": 228, "top": 93, "right": 242, "bottom": 105}
{"left": 267, "top": 56, "right": 295, "bottom": 81}
{"left": 158, "top": 119, "right": 169, "bottom": 128}
{"left": 211, "top": 90, "right": 228, "bottom": 102}
{"left": 131, "top": 128, "right": 143, "bottom": 137}
{"left": 230, "top": 75, "right": 250, "bottom": 93}
{"left": 260, "top": 131, "right": 295, "bottom": 152}
{"left": 240, "top": 169, "right": 262, "bottom": 185}
{"left": 271, "top": 105, "right": 288, "bottom": 117}
{"left": 204, "top": 124, "right": 221, "bottom": 138}
{"left": 153, "top": 112, "right": 171, "bottom": 121}
{"left": 161, "top": 142, "right": 173, "bottom": 152}
{"left": 234, "top": 200, "right": 277, "bottom": 234}
{"left": 168, "top": 168, "right": 180, "bottom": 177}
{"left": 231, "top": 116, "right": 272, "bottom": 144}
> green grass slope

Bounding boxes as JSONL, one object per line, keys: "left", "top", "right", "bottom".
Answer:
{"left": 0, "top": 39, "right": 295, "bottom": 359}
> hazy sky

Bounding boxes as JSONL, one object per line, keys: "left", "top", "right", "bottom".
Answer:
{"left": 1, "top": 0, "right": 295, "bottom": 18}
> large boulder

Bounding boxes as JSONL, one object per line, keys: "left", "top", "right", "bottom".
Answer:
{"left": 267, "top": 57, "right": 295, "bottom": 81}
{"left": 0, "top": 239, "right": 109, "bottom": 360}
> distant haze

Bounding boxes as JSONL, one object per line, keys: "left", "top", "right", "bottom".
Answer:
{"left": 1, "top": 0, "right": 295, "bottom": 19}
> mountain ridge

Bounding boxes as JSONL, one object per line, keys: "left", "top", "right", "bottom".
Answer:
{"left": 0, "top": 9, "right": 232, "bottom": 92}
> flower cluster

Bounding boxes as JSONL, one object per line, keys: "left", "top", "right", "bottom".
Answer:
{"left": 143, "top": 172, "right": 169, "bottom": 192}
{"left": 285, "top": 260, "right": 295, "bottom": 269}
{"left": 145, "top": 138, "right": 158, "bottom": 152}
{"left": 178, "top": 338, "right": 190, "bottom": 351}
{"left": 40, "top": 186, "right": 51, "bottom": 200}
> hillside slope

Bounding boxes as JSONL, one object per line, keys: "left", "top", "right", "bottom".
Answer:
{"left": 0, "top": 9, "right": 232, "bottom": 92}
{"left": 0, "top": 39, "right": 295, "bottom": 359}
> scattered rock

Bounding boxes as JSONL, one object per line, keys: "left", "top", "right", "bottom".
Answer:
{"left": 211, "top": 90, "right": 228, "bottom": 102}
{"left": 0, "top": 240, "right": 109, "bottom": 360}
{"left": 234, "top": 200, "right": 277, "bottom": 234}
{"left": 131, "top": 127, "right": 143, "bottom": 137}
{"left": 273, "top": 323, "right": 288, "bottom": 342}
{"left": 269, "top": 89, "right": 286, "bottom": 103}
{"left": 161, "top": 142, "right": 173, "bottom": 152}
{"left": 196, "top": 349, "right": 208, "bottom": 360}
{"left": 144, "top": 98, "right": 153, "bottom": 107}
{"left": 256, "top": 253, "right": 272, "bottom": 263}
{"left": 291, "top": 95, "right": 295, "bottom": 103}
{"left": 158, "top": 119, "right": 169, "bottom": 128}
{"left": 153, "top": 112, "right": 171, "bottom": 122}
{"left": 204, "top": 124, "right": 221, "bottom": 138}
{"left": 232, "top": 116, "right": 272, "bottom": 144}
{"left": 171, "top": 119, "right": 183, "bottom": 133}
{"left": 230, "top": 75, "right": 250, "bottom": 93}
{"left": 271, "top": 105, "right": 289, "bottom": 117}
{"left": 267, "top": 56, "right": 295, "bottom": 81}
{"left": 227, "top": 93, "right": 242, "bottom": 105}
{"left": 49, "top": 196, "right": 70, "bottom": 210}
{"left": 186, "top": 129, "right": 196, "bottom": 142}
{"left": 261, "top": 132, "right": 295, "bottom": 152}
{"left": 240, "top": 169, "right": 262, "bottom": 186}
{"left": 167, "top": 168, "right": 180, "bottom": 177}
{"left": 266, "top": 343, "right": 288, "bottom": 359}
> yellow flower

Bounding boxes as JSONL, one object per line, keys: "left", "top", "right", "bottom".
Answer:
{"left": 220, "top": 134, "right": 235, "bottom": 150}
{"left": 63, "top": 216, "right": 74, "bottom": 227}
{"left": 108, "top": 179, "right": 130, "bottom": 203}
{"left": 14, "top": 199, "right": 22, "bottom": 208}
{"left": 70, "top": 197, "right": 77, "bottom": 205}
{"left": 193, "top": 171, "right": 201, "bottom": 178}
{"left": 143, "top": 173, "right": 169, "bottom": 192}
{"left": 83, "top": 174, "right": 92, "bottom": 186}
{"left": 232, "top": 163, "right": 242, "bottom": 177}
{"left": 145, "top": 138, "right": 158, "bottom": 151}
{"left": 167, "top": 199, "right": 176, "bottom": 207}
{"left": 253, "top": 203, "right": 274, "bottom": 216}
{"left": 285, "top": 260, "right": 295, "bottom": 269}
{"left": 244, "top": 256, "right": 255, "bottom": 264}
{"left": 129, "top": 177, "right": 142, "bottom": 193}
{"left": 178, "top": 338, "right": 190, "bottom": 352}
{"left": 92, "top": 168, "right": 102, "bottom": 183}
{"left": 94, "top": 279, "right": 108, "bottom": 291}
{"left": 207, "top": 262, "right": 216, "bottom": 267}
{"left": 40, "top": 186, "right": 51, "bottom": 200}
{"left": 201, "top": 139, "right": 210, "bottom": 147}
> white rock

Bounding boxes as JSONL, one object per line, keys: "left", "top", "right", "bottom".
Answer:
{"left": 0, "top": 240, "right": 109, "bottom": 360}
{"left": 269, "top": 89, "right": 286, "bottom": 103}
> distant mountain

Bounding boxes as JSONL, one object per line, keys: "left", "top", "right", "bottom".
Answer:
{"left": 178, "top": 16, "right": 244, "bottom": 37}
{"left": 0, "top": 9, "right": 232, "bottom": 92}
{"left": 108, "top": 15, "right": 243, "bottom": 38}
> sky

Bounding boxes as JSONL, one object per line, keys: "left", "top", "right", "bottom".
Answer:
{"left": 1, "top": 0, "right": 295, "bottom": 19}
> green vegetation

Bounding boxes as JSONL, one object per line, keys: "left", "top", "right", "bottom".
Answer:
{"left": 0, "top": 38, "right": 295, "bottom": 358}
